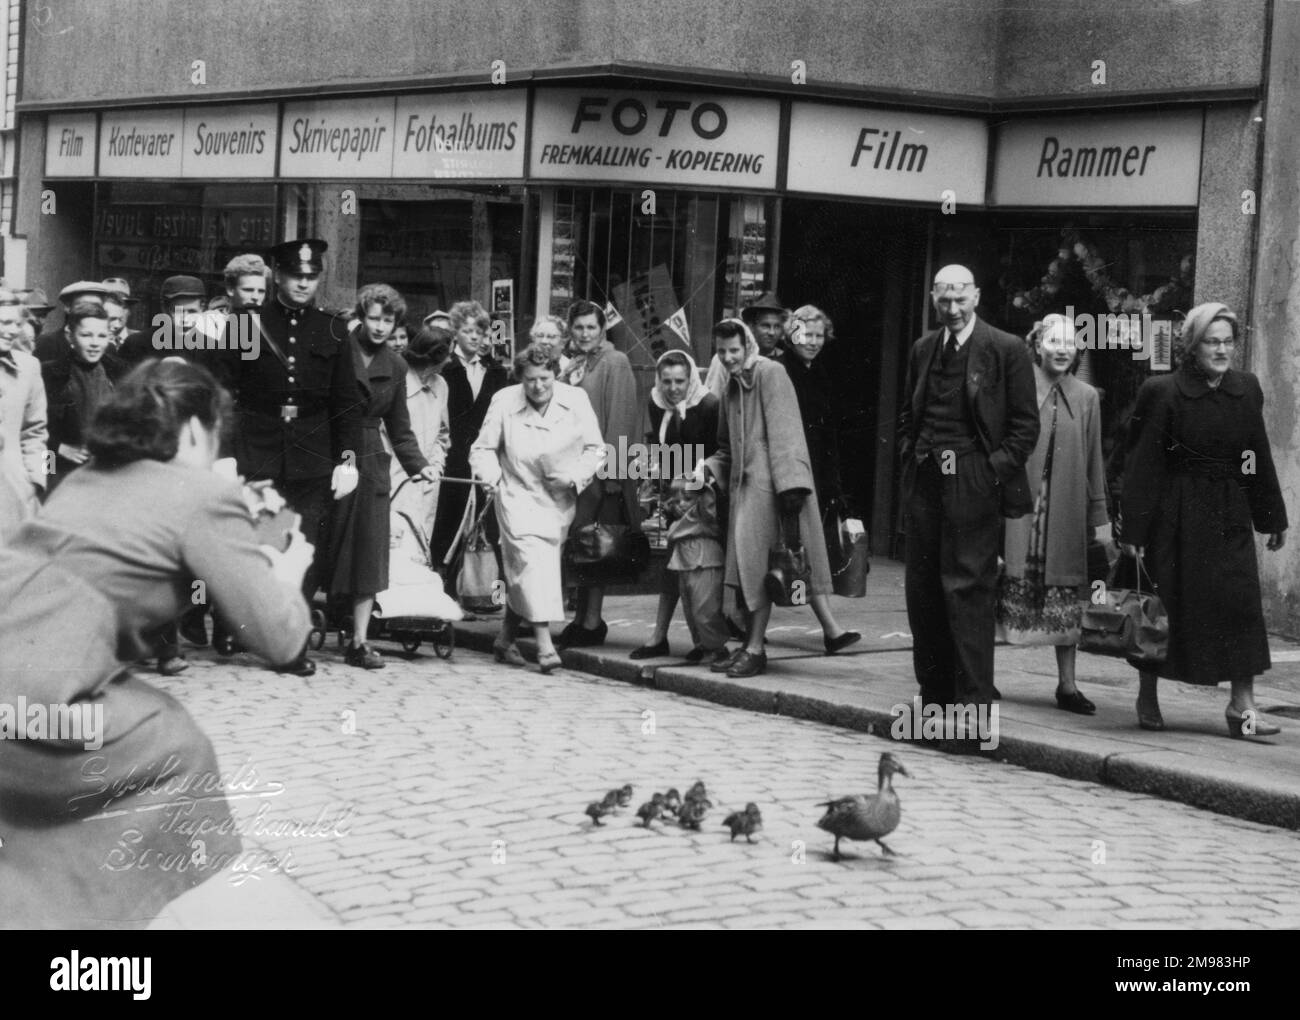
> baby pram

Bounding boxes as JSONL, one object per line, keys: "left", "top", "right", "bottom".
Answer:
{"left": 306, "top": 476, "right": 486, "bottom": 659}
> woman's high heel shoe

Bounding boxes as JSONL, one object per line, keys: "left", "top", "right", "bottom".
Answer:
{"left": 537, "top": 651, "right": 562, "bottom": 674}
{"left": 1226, "top": 707, "right": 1281, "bottom": 739}
{"left": 1136, "top": 697, "right": 1165, "bottom": 731}
{"left": 492, "top": 640, "right": 526, "bottom": 667}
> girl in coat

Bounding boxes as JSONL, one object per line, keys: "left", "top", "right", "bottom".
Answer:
{"left": 556, "top": 300, "right": 641, "bottom": 648}
{"left": 0, "top": 360, "right": 313, "bottom": 927}
{"left": 700, "top": 319, "right": 859, "bottom": 678}
{"left": 330, "top": 284, "right": 440, "bottom": 669}
{"left": 996, "top": 314, "right": 1110, "bottom": 715}
{"left": 630, "top": 349, "right": 724, "bottom": 661}
{"left": 1121, "top": 302, "right": 1287, "bottom": 738}
{"left": 471, "top": 342, "right": 606, "bottom": 673}
{"left": 0, "top": 291, "right": 48, "bottom": 540}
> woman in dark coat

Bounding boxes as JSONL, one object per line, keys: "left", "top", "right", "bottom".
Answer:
{"left": 1121, "top": 302, "right": 1287, "bottom": 738}
{"left": 330, "top": 284, "right": 439, "bottom": 669}
{"left": 780, "top": 305, "right": 869, "bottom": 611}
{"left": 630, "top": 349, "right": 722, "bottom": 660}
{"left": 0, "top": 360, "right": 313, "bottom": 928}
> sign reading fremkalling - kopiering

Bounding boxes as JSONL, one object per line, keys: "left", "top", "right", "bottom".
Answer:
{"left": 786, "top": 102, "right": 988, "bottom": 204}
{"left": 992, "top": 110, "right": 1203, "bottom": 207}
{"left": 529, "top": 89, "right": 780, "bottom": 190}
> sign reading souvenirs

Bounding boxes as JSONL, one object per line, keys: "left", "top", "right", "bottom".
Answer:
{"left": 280, "top": 96, "right": 397, "bottom": 177}
{"left": 45, "top": 113, "right": 97, "bottom": 177}
{"left": 529, "top": 89, "right": 780, "bottom": 190}
{"left": 181, "top": 104, "right": 278, "bottom": 177}
{"left": 992, "top": 110, "right": 1203, "bottom": 207}
{"left": 393, "top": 91, "right": 526, "bottom": 179}
{"left": 787, "top": 102, "right": 988, "bottom": 204}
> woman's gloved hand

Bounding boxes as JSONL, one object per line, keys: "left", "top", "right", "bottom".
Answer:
{"left": 778, "top": 488, "right": 809, "bottom": 517}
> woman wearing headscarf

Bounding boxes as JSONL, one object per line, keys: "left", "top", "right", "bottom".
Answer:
{"left": 997, "top": 314, "right": 1110, "bottom": 715}
{"left": 1120, "top": 302, "right": 1287, "bottom": 738}
{"left": 699, "top": 319, "right": 859, "bottom": 678}
{"left": 555, "top": 299, "right": 640, "bottom": 648}
{"left": 0, "top": 359, "right": 313, "bottom": 928}
{"left": 390, "top": 324, "right": 452, "bottom": 542}
{"left": 630, "top": 349, "right": 722, "bottom": 660}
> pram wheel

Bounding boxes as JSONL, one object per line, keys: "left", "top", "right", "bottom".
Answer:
{"left": 307, "top": 609, "right": 326, "bottom": 652}
{"left": 432, "top": 621, "right": 454, "bottom": 660}
{"left": 400, "top": 637, "right": 421, "bottom": 656}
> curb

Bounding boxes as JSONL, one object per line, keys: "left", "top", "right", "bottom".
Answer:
{"left": 452, "top": 624, "right": 1300, "bottom": 831}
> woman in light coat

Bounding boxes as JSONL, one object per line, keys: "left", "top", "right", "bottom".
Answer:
{"left": 0, "top": 291, "right": 47, "bottom": 541}
{"left": 389, "top": 324, "right": 452, "bottom": 542}
{"left": 471, "top": 342, "right": 606, "bottom": 673}
{"left": 997, "top": 314, "right": 1110, "bottom": 715}
{"left": 699, "top": 319, "right": 859, "bottom": 678}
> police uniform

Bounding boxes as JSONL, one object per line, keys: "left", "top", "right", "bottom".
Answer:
{"left": 218, "top": 240, "right": 363, "bottom": 602}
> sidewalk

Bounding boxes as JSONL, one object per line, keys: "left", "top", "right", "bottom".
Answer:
{"left": 453, "top": 560, "right": 1300, "bottom": 830}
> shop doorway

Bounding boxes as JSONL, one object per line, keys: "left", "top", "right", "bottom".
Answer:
{"left": 776, "top": 199, "right": 930, "bottom": 555}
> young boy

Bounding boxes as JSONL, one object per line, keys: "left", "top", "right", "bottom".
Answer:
{"left": 664, "top": 477, "right": 730, "bottom": 665}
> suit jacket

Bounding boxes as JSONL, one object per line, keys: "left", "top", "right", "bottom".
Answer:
{"left": 443, "top": 355, "right": 509, "bottom": 473}
{"left": 898, "top": 317, "right": 1040, "bottom": 517}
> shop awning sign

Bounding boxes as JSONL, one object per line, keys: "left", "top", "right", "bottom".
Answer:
{"left": 787, "top": 102, "right": 988, "bottom": 205}
{"left": 280, "top": 96, "right": 397, "bottom": 178}
{"left": 181, "top": 104, "right": 277, "bottom": 177}
{"left": 530, "top": 89, "right": 779, "bottom": 190}
{"left": 99, "top": 108, "right": 184, "bottom": 178}
{"left": 45, "top": 113, "right": 97, "bottom": 177}
{"left": 992, "top": 110, "right": 1203, "bottom": 207}
{"left": 393, "top": 90, "right": 526, "bottom": 179}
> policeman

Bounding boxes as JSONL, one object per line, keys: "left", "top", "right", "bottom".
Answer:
{"left": 216, "top": 239, "right": 362, "bottom": 675}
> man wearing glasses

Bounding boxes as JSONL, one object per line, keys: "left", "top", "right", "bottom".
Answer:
{"left": 898, "top": 264, "right": 1040, "bottom": 711}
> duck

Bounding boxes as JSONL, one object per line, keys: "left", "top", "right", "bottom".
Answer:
{"left": 662, "top": 788, "right": 682, "bottom": 817}
{"left": 616, "top": 784, "right": 634, "bottom": 808}
{"left": 723, "top": 803, "right": 763, "bottom": 843}
{"left": 637, "top": 793, "right": 668, "bottom": 827}
{"left": 816, "top": 753, "right": 910, "bottom": 860}
{"left": 677, "top": 797, "right": 708, "bottom": 831}
{"left": 585, "top": 799, "right": 613, "bottom": 826}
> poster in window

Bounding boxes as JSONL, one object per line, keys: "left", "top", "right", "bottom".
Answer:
{"left": 491, "top": 278, "right": 515, "bottom": 364}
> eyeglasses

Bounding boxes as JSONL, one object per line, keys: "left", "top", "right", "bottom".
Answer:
{"left": 1199, "top": 338, "right": 1238, "bottom": 348}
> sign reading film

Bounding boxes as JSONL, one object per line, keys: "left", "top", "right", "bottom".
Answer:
{"left": 530, "top": 88, "right": 780, "bottom": 190}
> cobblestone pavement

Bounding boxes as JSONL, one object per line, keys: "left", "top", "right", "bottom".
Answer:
{"left": 157, "top": 644, "right": 1300, "bottom": 929}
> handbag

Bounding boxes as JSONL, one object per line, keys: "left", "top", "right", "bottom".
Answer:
{"left": 1078, "top": 554, "right": 1168, "bottom": 663}
{"left": 824, "top": 508, "right": 870, "bottom": 598}
{"left": 765, "top": 526, "right": 812, "bottom": 608}
{"left": 456, "top": 487, "right": 501, "bottom": 612}
{"left": 562, "top": 488, "right": 651, "bottom": 585}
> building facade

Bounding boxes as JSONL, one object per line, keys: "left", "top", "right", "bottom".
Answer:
{"left": 13, "top": 0, "right": 1300, "bottom": 632}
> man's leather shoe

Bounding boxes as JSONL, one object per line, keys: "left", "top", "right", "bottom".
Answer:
{"left": 630, "top": 639, "right": 670, "bottom": 660}
{"left": 710, "top": 648, "right": 744, "bottom": 673}
{"left": 824, "top": 630, "right": 861, "bottom": 655}
{"left": 726, "top": 650, "right": 767, "bottom": 678}
{"left": 1056, "top": 689, "right": 1096, "bottom": 715}
{"left": 344, "top": 643, "right": 385, "bottom": 669}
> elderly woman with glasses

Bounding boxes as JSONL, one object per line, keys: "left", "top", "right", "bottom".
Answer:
{"left": 1120, "top": 302, "right": 1288, "bottom": 739}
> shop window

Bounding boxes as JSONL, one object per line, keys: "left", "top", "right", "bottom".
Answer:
{"left": 93, "top": 182, "right": 277, "bottom": 329}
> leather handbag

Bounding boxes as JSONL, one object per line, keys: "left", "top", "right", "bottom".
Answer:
{"left": 764, "top": 536, "right": 811, "bottom": 608}
{"left": 562, "top": 490, "right": 651, "bottom": 585}
{"left": 1078, "top": 555, "right": 1168, "bottom": 664}
{"left": 824, "top": 509, "right": 870, "bottom": 598}
{"left": 457, "top": 488, "right": 501, "bottom": 612}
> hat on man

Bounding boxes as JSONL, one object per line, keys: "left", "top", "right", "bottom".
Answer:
{"left": 403, "top": 324, "right": 454, "bottom": 368}
{"left": 422, "top": 309, "right": 452, "bottom": 328}
{"left": 161, "top": 275, "right": 206, "bottom": 303}
{"left": 102, "top": 277, "right": 138, "bottom": 305}
{"left": 15, "top": 288, "right": 53, "bottom": 314}
{"left": 57, "top": 280, "right": 113, "bottom": 305}
{"left": 740, "top": 290, "right": 786, "bottom": 324}
{"left": 269, "top": 238, "right": 328, "bottom": 275}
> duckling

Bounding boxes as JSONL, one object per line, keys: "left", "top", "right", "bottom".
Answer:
{"left": 677, "top": 797, "right": 708, "bottom": 830}
{"left": 685, "top": 781, "right": 708, "bottom": 803}
{"left": 636, "top": 795, "right": 666, "bottom": 827}
{"left": 816, "top": 753, "right": 910, "bottom": 860}
{"left": 662, "top": 788, "right": 682, "bottom": 817}
{"left": 723, "top": 803, "right": 763, "bottom": 843}
{"left": 585, "top": 800, "right": 613, "bottom": 826}
{"left": 616, "top": 784, "right": 634, "bottom": 807}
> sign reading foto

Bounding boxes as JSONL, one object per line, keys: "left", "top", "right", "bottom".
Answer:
{"left": 787, "top": 102, "right": 988, "bottom": 205}
{"left": 992, "top": 110, "right": 1203, "bottom": 207}
{"left": 531, "top": 89, "right": 779, "bottom": 190}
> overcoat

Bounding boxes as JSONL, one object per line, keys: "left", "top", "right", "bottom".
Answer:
{"left": 0, "top": 459, "right": 310, "bottom": 927}
{"left": 1121, "top": 362, "right": 1287, "bottom": 685}
{"left": 705, "top": 358, "right": 831, "bottom": 610}
{"left": 0, "top": 347, "right": 48, "bottom": 529}
{"left": 566, "top": 340, "right": 641, "bottom": 529}
{"left": 779, "top": 349, "right": 850, "bottom": 515}
{"left": 329, "top": 338, "right": 428, "bottom": 597}
{"left": 1003, "top": 370, "right": 1109, "bottom": 586}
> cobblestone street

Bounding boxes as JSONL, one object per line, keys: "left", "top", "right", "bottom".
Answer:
{"left": 153, "top": 645, "right": 1300, "bottom": 929}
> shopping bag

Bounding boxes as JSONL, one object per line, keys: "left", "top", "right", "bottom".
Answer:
{"left": 562, "top": 490, "right": 651, "bottom": 585}
{"left": 1078, "top": 555, "right": 1168, "bottom": 663}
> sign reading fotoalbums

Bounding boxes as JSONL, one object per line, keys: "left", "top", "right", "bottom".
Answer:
{"left": 95, "top": 106, "right": 277, "bottom": 177}
{"left": 786, "top": 103, "right": 987, "bottom": 204}
{"left": 992, "top": 110, "right": 1203, "bottom": 207}
{"left": 530, "top": 89, "right": 780, "bottom": 190}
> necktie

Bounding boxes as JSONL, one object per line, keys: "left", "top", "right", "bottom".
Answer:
{"left": 942, "top": 331, "right": 958, "bottom": 367}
